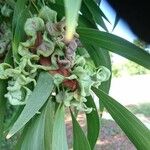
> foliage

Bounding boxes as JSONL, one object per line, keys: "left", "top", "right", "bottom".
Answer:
{"left": 112, "top": 60, "right": 150, "bottom": 78}
{"left": 0, "top": 0, "right": 150, "bottom": 150}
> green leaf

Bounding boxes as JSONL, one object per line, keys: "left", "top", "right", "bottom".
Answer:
{"left": 4, "top": 106, "right": 24, "bottom": 134}
{"left": 44, "top": 99, "right": 55, "bottom": 150}
{"left": 48, "top": 3, "right": 65, "bottom": 20}
{"left": 78, "top": 27, "right": 150, "bottom": 69}
{"left": 0, "top": 81, "right": 7, "bottom": 141}
{"left": 12, "top": 0, "right": 28, "bottom": 32}
{"left": 64, "top": 0, "right": 82, "bottom": 41}
{"left": 19, "top": 108, "right": 46, "bottom": 150}
{"left": 93, "top": 87, "right": 150, "bottom": 150}
{"left": 83, "top": 0, "right": 109, "bottom": 31}
{"left": 86, "top": 96, "right": 100, "bottom": 149}
{"left": 80, "top": 3, "right": 96, "bottom": 27}
{"left": 95, "top": 0, "right": 101, "bottom": 5}
{"left": 112, "top": 13, "right": 120, "bottom": 31}
{"left": 78, "top": 15, "right": 96, "bottom": 28}
{"left": 55, "top": 0, "right": 63, "bottom": 5}
{"left": 7, "top": 72, "right": 54, "bottom": 139}
{"left": 0, "top": 49, "right": 14, "bottom": 141}
{"left": 52, "top": 105, "right": 68, "bottom": 150}
{"left": 71, "top": 110, "right": 91, "bottom": 150}
{"left": 12, "top": 8, "right": 30, "bottom": 63}
{"left": 15, "top": 100, "right": 55, "bottom": 150}
{"left": 12, "top": 0, "right": 30, "bottom": 64}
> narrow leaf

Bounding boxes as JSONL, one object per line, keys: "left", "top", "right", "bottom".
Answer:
{"left": 12, "top": 8, "right": 30, "bottom": 63}
{"left": 20, "top": 109, "right": 46, "bottom": 150}
{"left": 7, "top": 72, "right": 54, "bottom": 138}
{"left": 15, "top": 100, "right": 55, "bottom": 150}
{"left": 78, "top": 15, "right": 96, "bottom": 28}
{"left": 71, "top": 110, "right": 91, "bottom": 150}
{"left": 0, "top": 49, "right": 14, "bottom": 141}
{"left": 86, "top": 96, "right": 100, "bottom": 149}
{"left": 12, "top": 0, "right": 27, "bottom": 32}
{"left": 64, "top": 0, "right": 82, "bottom": 41}
{"left": 112, "top": 13, "right": 120, "bottom": 31}
{"left": 78, "top": 27, "right": 150, "bottom": 69}
{"left": 81, "top": 2, "right": 94, "bottom": 21}
{"left": 83, "top": 0, "right": 109, "bottom": 31}
{"left": 52, "top": 105, "right": 68, "bottom": 150}
{"left": 44, "top": 99, "right": 55, "bottom": 150}
{"left": 93, "top": 87, "right": 150, "bottom": 150}
{"left": 0, "top": 81, "right": 7, "bottom": 141}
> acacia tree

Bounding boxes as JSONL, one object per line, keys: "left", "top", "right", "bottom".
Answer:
{"left": 0, "top": 0, "right": 150, "bottom": 150}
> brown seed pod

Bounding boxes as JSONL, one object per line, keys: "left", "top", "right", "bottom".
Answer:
{"left": 63, "top": 79, "right": 78, "bottom": 91}
{"left": 39, "top": 56, "right": 51, "bottom": 66}
{"left": 30, "top": 31, "right": 43, "bottom": 53}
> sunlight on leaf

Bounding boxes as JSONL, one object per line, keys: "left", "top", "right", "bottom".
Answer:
{"left": 52, "top": 105, "right": 68, "bottom": 150}
{"left": 6, "top": 72, "right": 54, "bottom": 139}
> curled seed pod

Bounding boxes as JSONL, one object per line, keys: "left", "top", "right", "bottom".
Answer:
{"left": 5, "top": 80, "right": 32, "bottom": 105}
{"left": 92, "top": 66, "right": 111, "bottom": 87}
{"left": 46, "top": 18, "right": 65, "bottom": 36}
{"left": 0, "top": 22, "right": 12, "bottom": 57}
{"left": 56, "top": 91, "right": 73, "bottom": 106}
{"left": 39, "top": 6, "right": 57, "bottom": 23}
{"left": 63, "top": 79, "right": 78, "bottom": 91}
{"left": 39, "top": 56, "right": 51, "bottom": 66}
{"left": 46, "top": 22, "right": 61, "bottom": 37}
{"left": 37, "top": 40, "right": 54, "bottom": 57}
{"left": 24, "top": 17, "right": 45, "bottom": 37}
{"left": 37, "top": 32, "right": 55, "bottom": 57}
{"left": 1, "top": 4, "right": 13, "bottom": 17}
{"left": 57, "top": 38, "right": 79, "bottom": 69}
{"left": 30, "top": 31, "right": 43, "bottom": 53}
{"left": 57, "top": 58, "right": 71, "bottom": 69}
{"left": 0, "top": 41, "right": 7, "bottom": 56}
{"left": 65, "top": 38, "right": 80, "bottom": 67}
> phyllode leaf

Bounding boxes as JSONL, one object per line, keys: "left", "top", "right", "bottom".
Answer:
{"left": 12, "top": 0, "right": 30, "bottom": 63}
{"left": 0, "top": 49, "right": 14, "bottom": 141}
{"left": 6, "top": 72, "right": 54, "bottom": 139}
{"left": 78, "top": 27, "right": 150, "bottom": 70}
{"left": 15, "top": 100, "right": 55, "bottom": 150}
{"left": 0, "top": 80, "right": 7, "bottom": 140}
{"left": 83, "top": 0, "right": 110, "bottom": 31}
{"left": 86, "top": 96, "right": 100, "bottom": 149}
{"left": 52, "top": 105, "right": 68, "bottom": 150}
{"left": 71, "top": 110, "right": 91, "bottom": 150}
{"left": 93, "top": 87, "right": 150, "bottom": 150}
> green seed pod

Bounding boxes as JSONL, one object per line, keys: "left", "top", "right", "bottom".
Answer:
{"left": 56, "top": 91, "right": 73, "bottom": 106}
{"left": 1, "top": 4, "right": 13, "bottom": 17}
{"left": 39, "top": 6, "right": 57, "bottom": 23}
{"left": 92, "top": 66, "right": 111, "bottom": 87}
{"left": 24, "top": 17, "right": 45, "bottom": 37}
{"left": 37, "top": 32, "right": 55, "bottom": 57}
